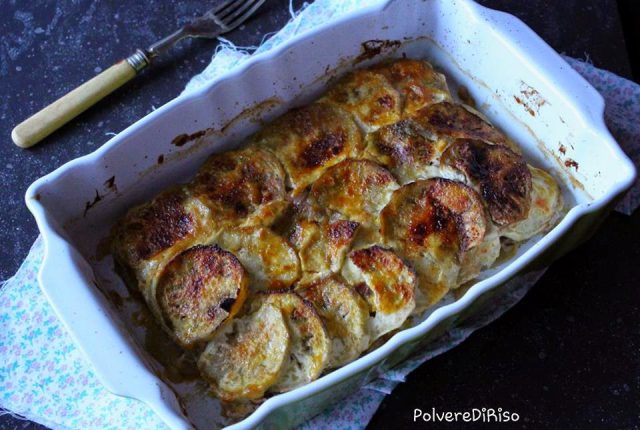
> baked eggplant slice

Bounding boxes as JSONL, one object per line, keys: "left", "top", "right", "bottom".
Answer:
{"left": 296, "top": 275, "right": 370, "bottom": 368}
{"left": 322, "top": 69, "right": 401, "bottom": 132}
{"left": 111, "top": 186, "right": 214, "bottom": 325}
{"left": 501, "top": 165, "right": 562, "bottom": 241}
{"left": 342, "top": 246, "right": 416, "bottom": 341}
{"left": 252, "top": 103, "right": 363, "bottom": 195}
{"left": 458, "top": 229, "right": 501, "bottom": 285}
{"left": 380, "top": 178, "right": 487, "bottom": 307}
{"left": 289, "top": 218, "right": 359, "bottom": 275}
{"left": 156, "top": 245, "right": 248, "bottom": 348}
{"left": 215, "top": 226, "right": 300, "bottom": 290}
{"left": 190, "top": 147, "right": 288, "bottom": 228}
{"left": 441, "top": 139, "right": 532, "bottom": 226}
{"left": 309, "top": 159, "right": 399, "bottom": 226}
{"left": 412, "top": 101, "right": 510, "bottom": 147}
{"left": 198, "top": 303, "right": 290, "bottom": 401}
{"left": 257, "top": 292, "right": 330, "bottom": 393}
{"left": 374, "top": 59, "right": 451, "bottom": 115}
{"left": 364, "top": 119, "right": 443, "bottom": 184}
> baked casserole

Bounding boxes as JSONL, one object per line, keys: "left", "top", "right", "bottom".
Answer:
{"left": 111, "top": 58, "right": 562, "bottom": 404}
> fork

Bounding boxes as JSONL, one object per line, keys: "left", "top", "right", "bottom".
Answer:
{"left": 12, "top": 0, "right": 267, "bottom": 148}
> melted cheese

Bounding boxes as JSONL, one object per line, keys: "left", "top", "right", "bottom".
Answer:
{"left": 501, "top": 165, "right": 562, "bottom": 241}
{"left": 310, "top": 159, "right": 399, "bottom": 226}
{"left": 322, "top": 69, "right": 401, "bottom": 132}
{"left": 342, "top": 246, "right": 416, "bottom": 341}
{"left": 215, "top": 226, "right": 300, "bottom": 290}
{"left": 296, "top": 275, "right": 369, "bottom": 368}
{"left": 198, "top": 303, "right": 290, "bottom": 401}
{"left": 252, "top": 103, "right": 363, "bottom": 195}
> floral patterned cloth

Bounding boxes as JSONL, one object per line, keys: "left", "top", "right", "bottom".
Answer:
{"left": 1, "top": 0, "right": 638, "bottom": 429}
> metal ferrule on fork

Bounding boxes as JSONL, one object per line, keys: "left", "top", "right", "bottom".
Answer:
{"left": 126, "top": 49, "right": 151, "bottom": 73}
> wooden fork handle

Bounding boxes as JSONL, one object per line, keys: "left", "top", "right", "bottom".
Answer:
{"left": 12, "top": 50, "right": 149, "bottom": 148}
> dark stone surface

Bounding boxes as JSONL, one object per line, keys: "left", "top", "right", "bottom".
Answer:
{"left": 0, "top": 0, "right": 302, "bottom": 281}
{"left": 0, "top": 0, "right": 637, "bottom": 429}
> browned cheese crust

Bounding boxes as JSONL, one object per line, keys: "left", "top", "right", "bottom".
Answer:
{"left": 110, "top": 58, "right": 563, "bottom": 404}
{"left": 442, "top": 139, "right": 532, "bottom": 226}
{"left": 252, "top": 103, "right": 363, "bottom": 195}
{"left": 380, "top": 178, "right": 487, "bottom": 307}
{"left": 322, "top": 68, "right": 401, "bottom": 131}
{"left": 382, "top": 178, "right": 486, "bottom": 259}
{"left": 156, "top": 245, "right": 248, "bottom": 348}
{"left": 112, "top": 188, "right": 202, "bottom": 274}
{"left": 190, "top": 147, "right": 288, "bottom": 228}
{"left": 413, "top": 101, "right": 509, "bottom": 146}
{"left": 309, "top": 159, "right": 399, "bottom": 226}
{"left": 296, "top": 275, "right": 369, "bottom": 368}
{"left": 364, "top": 119, "right": 438, "bottom": 183}
{"left": 373, "top": 59, "right": 451, "bottom": 115}
{"left": 288, "top": 218, "right": 360, "bottom": 275}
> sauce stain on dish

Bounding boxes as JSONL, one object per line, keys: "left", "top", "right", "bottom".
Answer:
{"left": 513, "top": 95, "right": 536, "bottom": 117}
{"left": 564, "top": 158, "right": 579, "bottom": 170}
{"left": 355, "top": 39, "right": 402, "bottom": 63}
{"left": 83, "top": 189, "right": 103, "bottom": 217}
{"left": 514, "top": 82, "right": 548, "bottom": 117}
{"left": 104, "top": 175, "right": 117, "bottom": 193}
{"left": 132, "top": 306, "right": 201, "bottom": 384}
{"left": 457, "top": 85, "right": 476, "bottom": 108}
{"left": 172, "top": 130, "right": 207, "bottom": 147}
{"left": 219, "top": 97, "right": 282, "bottom": 134}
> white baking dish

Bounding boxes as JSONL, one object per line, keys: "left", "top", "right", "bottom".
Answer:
{"left": 25, "top": 0, "right": 635, "bottom": 428}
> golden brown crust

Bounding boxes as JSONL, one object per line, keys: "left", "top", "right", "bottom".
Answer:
{"left": 296, "top": 275, "right": 369, "bottom": 368}
{"left": 190, "top": 147, "right": 288, "bottom": 227}
{"left": 112, "top": 188, "right": 197, "bottom": 269}
{"left": 381, "top": 178, "right": 486, "bottom": 259}
{"left": 156, "top": 245, "right": 248, "bottom": 348}
{"left": 322, "top": 69, "right": 401, "bottom": 131}
{"left": 441, "top": 139, "right": 532, "bottom": 226}
{"left": 373, "top": 59, "right": 451, "bottom": 115}
{"left": 110, "top": 187, "right": 215, "bottom": 325}
{"left": 289, "top": 219, "right": 359, "bottom": 275}
{"left": 198, "top": 302, "right": 290, "bottom": 401}
{"left": 380, "top": 179, "right": 487, "bottom": 308}
{"left": 413, "top": 101, "right": 508, "bottom": 145}
{"left": 342, "top": 245, "right": 416, "bottom": 341}
{"left": 364, "top": 119, "right": 439, "bottom": 183}
{"left": 347, "top": 246, "right": 415, "bottom": 315}
{"left": 253, "top": 103, "right": 363, "bottom": 195}
{"left": 215, "top": 226, "right": 301, "bottom": 290}
{"left": 256, "top": 291, "right": 330, "bottom": 392}
{"left": 309, "top": 159, "right": 399, "bottom": 225}
{"left": 112, "top": 58, "right": 564, "bottom": 402}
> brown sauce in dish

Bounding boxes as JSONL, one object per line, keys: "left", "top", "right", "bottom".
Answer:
{"left": 495, "top": 239, "right": 521, "bottom": 266}
{"left": 457, "top": 85, "right": 476, "bottom": 108}
{"left": 132, "top": 307, "right": 201, "bottom": 384}
{"left": 355, "top": 40, "right": 402, "bottom": 63}
{"left": 172, "top": 130, "right": 207, "bottom": 147}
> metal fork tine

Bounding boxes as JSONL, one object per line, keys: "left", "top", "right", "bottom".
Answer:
{"left": 219, "top": 0, "right": 258, "bottom": 24}
{"left": 223, "top": 0, "right": 266, "bottom": 31}
{"left": 147, "top": 0, "right": 265, "bottom": 58}
{"left": 212, "top": 0, "right": 243, "bottom": 16}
